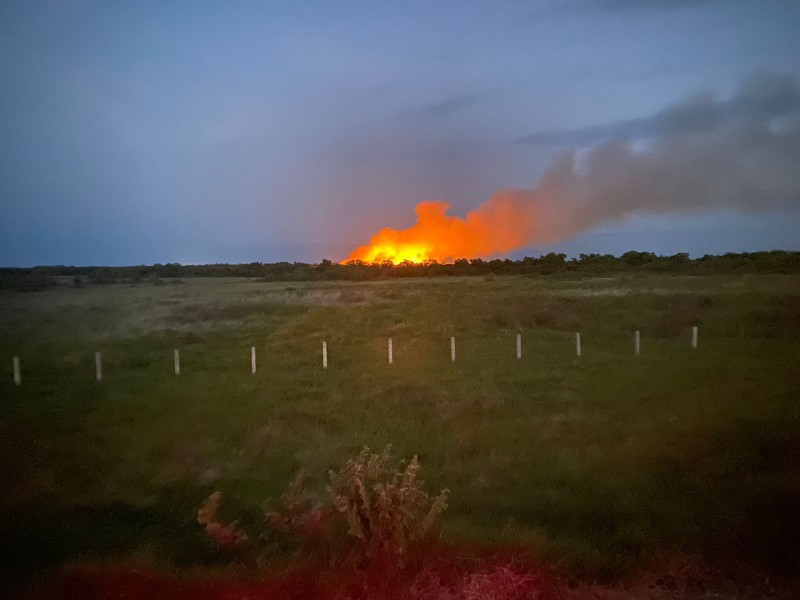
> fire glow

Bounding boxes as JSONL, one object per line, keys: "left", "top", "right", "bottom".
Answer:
{"left": 342, "top": 72, "right": 800, "bottom": 267}
{"left": 344, "top": 196, "right": 537, "bottom": 265}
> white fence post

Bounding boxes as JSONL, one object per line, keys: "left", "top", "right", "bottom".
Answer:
{"left": 691, "top": 326, "right": 698, "bottom": 350}
{"left": 516, "top": 333, "right": 522, "bottom": 359}
{"left": 322, "top": 341, "right": 328, "bottom": 369}
{"left": 450, "top": 336, "right": 456, "bottom": 362}
{"left": 13, "top": 356, "right": 21, "bottom": 386}
{"left": 388, "top": 337, "right": 393, "bottom": 364}
{"left": 174, "top": 349, "right": 180, "bottom": 375}
{"left": 634, "top": 330, "right": 640, "bottom": 356}
{"left": 575, "top": 332, "right": 581, "bottom": 357}
{"left": 251, "top": 346, "right": 256, "bottom": 374}
{"left": 95, "top": 352, "right": 102, "bottom": 382}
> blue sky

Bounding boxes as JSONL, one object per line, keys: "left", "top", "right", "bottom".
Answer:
{"left": 1, "top": 0, "right": 799, "bottom": 266}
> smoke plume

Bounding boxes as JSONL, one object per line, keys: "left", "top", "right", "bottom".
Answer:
{"left": 346, "top": 72, "right": 800, "bottom": 264}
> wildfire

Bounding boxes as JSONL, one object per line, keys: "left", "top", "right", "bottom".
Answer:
{"left": 344, "top": 196, "right": 536, "bottom": 264}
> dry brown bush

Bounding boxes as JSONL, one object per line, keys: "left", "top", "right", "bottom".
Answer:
{"left": 198, "top": 446, "right": 449, "bottom": 569}
{"left": 328, "top": 446, "right": 449, "bottom": 567}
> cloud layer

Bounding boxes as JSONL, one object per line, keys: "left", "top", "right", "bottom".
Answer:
{"left": 516, "top": 71, "right": 800, "bottom": 147}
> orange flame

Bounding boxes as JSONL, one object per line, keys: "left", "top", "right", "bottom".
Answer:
{"left": 344, "top": 194, "right": 537, "bottom": 264}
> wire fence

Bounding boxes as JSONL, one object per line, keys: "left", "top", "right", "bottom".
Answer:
{"left": 8, "top": 327, "right": 708, "bottom": 386}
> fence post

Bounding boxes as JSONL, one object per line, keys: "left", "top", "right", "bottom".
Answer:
{"left": 516, "top": 333, "right": 522, "bottom": 359}
{"left": 691, "top": 326, "right": 698, "bottom": 350}
{"left": 450, "top": 336, "right": 456, "bottom": 362}
{"left": 95, "top": 352, "right": 102, "bottom": 382}
{"left": 13, "top": 356, "right": 21, "bottom": 386}
{"left": 322, "top": 341, "right": 328, "bottom": 369}
{"left": 251, "top": 346, "right": 256, "bottom": 374}
{"left": 575, "top": 332, "right": 581, "bottom": 357}
{"left": 634, "top": 330, "right": 640, "bottom": 356}
{"left": 388, "top": 337, "right": 393, "bottom": 364}
{"left": 174, "top": 349, "right": 180, "bottom": 375}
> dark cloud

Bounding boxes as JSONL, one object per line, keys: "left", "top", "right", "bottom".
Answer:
{"left": 532, "top": 0, "right": 727, "bottom": 18}
{"left": 612, "top": 64, "right": 672, "bottom": 82}
{"left": 515, "top": 117, "right": 650, "bottom": 147}
{"left": 398, "top": 95, "right": 480, "bottom": 121}
{"left": 593, "top": 0, "right": 725, "bottom": 12}
{"left": 516, "top": 71, "right": 800, "bottom": 147}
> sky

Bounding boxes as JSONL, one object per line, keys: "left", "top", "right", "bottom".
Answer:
{"left": 1, "top": 0, "right": 799, "bottom": 266}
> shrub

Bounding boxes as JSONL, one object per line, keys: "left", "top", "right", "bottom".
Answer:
{"left": 328, "top": 446, "right": 449, "bottom": 567}
{"left": 0, "top": 272, "right": 55, "bottom": 292}
{"left": 198, "top": 447, "right": 449, "bottom": 569}
{"left": 265, "top": 471, "right": 333, "bottom": 551}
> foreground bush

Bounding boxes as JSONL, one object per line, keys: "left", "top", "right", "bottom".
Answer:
{"left": 328, "top": 446, "right": 449, "bottom": 567}
{"left": 199, "top": 446, "right": 448, "bottom": 569}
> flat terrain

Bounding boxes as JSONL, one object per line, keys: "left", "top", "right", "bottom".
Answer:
{"left": 1, "top": 274, "right": 799, "bottom": 583}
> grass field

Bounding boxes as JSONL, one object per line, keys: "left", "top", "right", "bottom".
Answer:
{"left": 1, "top": 273, "right": 799, "bottom": 585}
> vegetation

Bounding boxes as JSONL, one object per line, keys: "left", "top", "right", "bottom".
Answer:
{"left": 197, "top": 446, "right": 449, "bottom": 570}
{"left": 326, "top": 447, "right": 448, "bottom": 567}
{"left": 1, "top": 272, "right": 799, "bottom": 592}
{"left": 2, "top": 250, "right": 799, "bottom": 290}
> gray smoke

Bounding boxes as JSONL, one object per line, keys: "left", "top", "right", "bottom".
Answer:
{"left": 506, "top": 71, "right": 800, "bottom": 243}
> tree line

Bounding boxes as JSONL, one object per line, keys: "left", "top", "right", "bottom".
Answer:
{"left": 1, "top": 251, "right": 799, "bottom": 291}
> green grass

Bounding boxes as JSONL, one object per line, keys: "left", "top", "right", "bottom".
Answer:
{"left": 1, "top": 273, "right": 799, "bottom": 581}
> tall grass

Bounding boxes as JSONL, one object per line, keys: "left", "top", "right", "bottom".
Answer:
{"left": 0, "top": 273, "right": 798, "bottom": 583}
